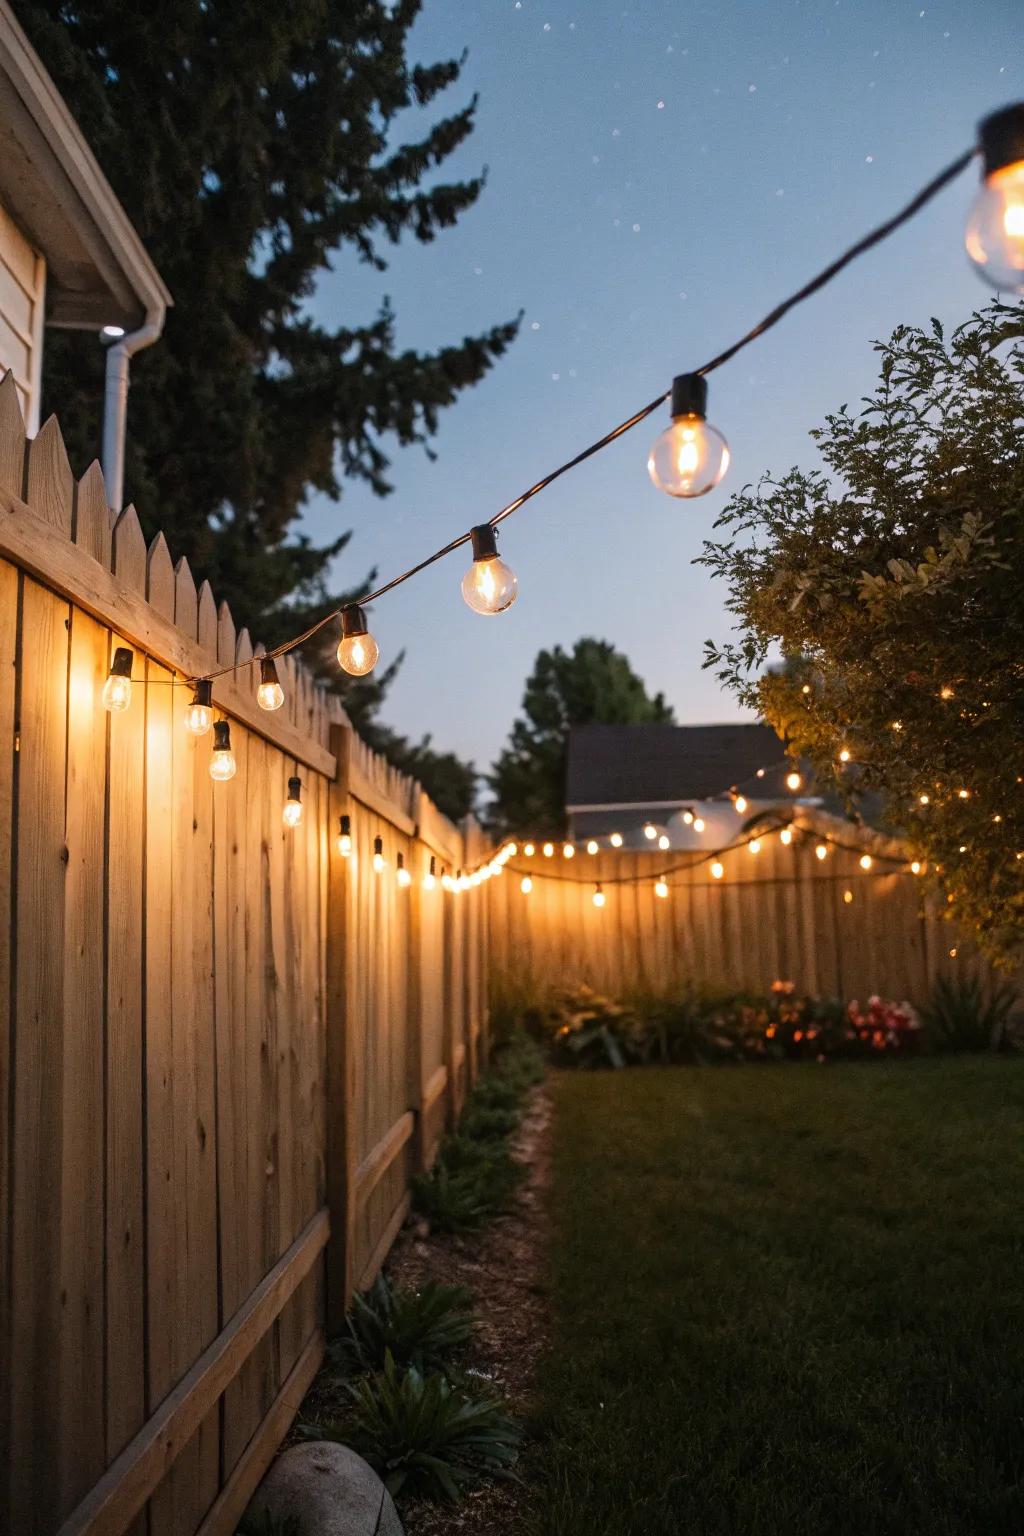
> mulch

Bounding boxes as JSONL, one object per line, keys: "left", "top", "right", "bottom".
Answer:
{"left": 391, "top": 1081, "right": 553, "bottom": 1536}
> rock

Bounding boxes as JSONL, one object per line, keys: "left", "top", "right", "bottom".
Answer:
{"left": 244, "top": 1441, "right": 403, "bottom": 1536}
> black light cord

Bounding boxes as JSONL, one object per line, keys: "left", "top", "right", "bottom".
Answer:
{"left": 181, "top": 142, "right": 976, "bottom": 687}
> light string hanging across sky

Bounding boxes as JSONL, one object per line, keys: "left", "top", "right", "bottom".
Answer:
{"left": 98, "top": 105, "right": 1024, "bottom": 821}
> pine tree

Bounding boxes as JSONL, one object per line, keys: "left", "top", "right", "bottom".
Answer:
{"left": 17, "top": 0, "right": 519, "bottom": 648}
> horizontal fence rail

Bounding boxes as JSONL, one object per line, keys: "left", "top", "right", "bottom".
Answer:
{"left": 0, "top": 376, "right": 490, "bottom": 1536}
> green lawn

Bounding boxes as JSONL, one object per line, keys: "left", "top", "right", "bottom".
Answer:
{"left": 530, "top": 1060, "right": 1024, "bottom": 1536}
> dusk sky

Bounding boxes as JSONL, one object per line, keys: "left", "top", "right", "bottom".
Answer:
{"left": 303, "top": 0, "right": 1019, "bottom": 782}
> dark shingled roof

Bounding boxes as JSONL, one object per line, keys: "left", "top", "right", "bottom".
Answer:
{"left": 565, "top": 723, "right": 789, "bottom": 806}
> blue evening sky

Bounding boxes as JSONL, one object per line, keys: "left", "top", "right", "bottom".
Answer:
{"left": 303, "top": 0, "right": 1020, "bottom": 781}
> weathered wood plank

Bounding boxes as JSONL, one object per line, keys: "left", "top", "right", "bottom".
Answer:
{"left": 0, "top": 560, "right": 17, "bottom": 1535}
{"left": 73, "top": 462, "right": 111, "bottom": 567}
{"left": 25, "top": 415, "right": 72, "bottom": 535}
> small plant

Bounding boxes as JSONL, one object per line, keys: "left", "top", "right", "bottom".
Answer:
{"left": 922, "top": 973, "right": 1021, "bottom": 1053}
{"left": 459, "top": 1100, "right": 521, "bottom": 1141}
{"left": 330, "top": 1273, "right": 474, "bottom": 1376}
{"left": 310, "top": 1353, "right": 521, "bottom": 1503}
{"left": 411, "top": 1146, "right": 523, "bottom": 1233}
{"left": 529, "top": 984, "right": 649, "bottom": 1069}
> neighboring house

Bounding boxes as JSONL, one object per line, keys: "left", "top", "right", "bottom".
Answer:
{"left": 0, "top": 1, "right": 169, "bottom": 497}
{"left": 565, "top": 722, "right": 804, "bottom": 845}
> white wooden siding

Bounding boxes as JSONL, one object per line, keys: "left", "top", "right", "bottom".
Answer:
{"left": 0, "top": 197, "right": 45, "bottom": 434}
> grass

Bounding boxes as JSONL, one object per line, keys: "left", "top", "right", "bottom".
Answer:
{"left": 530, "top": 1059, "right": 1024, "bottom": 1536}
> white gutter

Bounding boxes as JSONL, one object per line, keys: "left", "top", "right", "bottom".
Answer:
{"left": 101, "top": 303, "right": 165, "bottom": 512}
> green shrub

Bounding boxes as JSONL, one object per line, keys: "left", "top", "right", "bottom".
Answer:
{"left": 310, "top": 1353, "right": 521, "bottom": 1504}
{"left": 458, "top": 1100, "right": 520, "bottom": 1141}
{"left": 527, "top": 985, "right": 650, "bottom": 1069}
{"left": 330, "top": 1274, "right": 473, "bottom": 1376}
{"left": 411, "top": 1146, "right": 523, "bottom": 1233}
{"left": 922, "top": 973, "right": 1022, "bottom": 1053}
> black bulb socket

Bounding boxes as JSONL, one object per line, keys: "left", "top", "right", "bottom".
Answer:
{"left": 213, "top": 720, "right": 232, "bottom": 752}
{"left": 979, "top": 103, "right": 1024, "bottom": 177}
{"left": 339, "top": 814, "right": 351, "bottom": 837}
{"left": 470, "top": 524, "right": 499, "bottom": 562}
{"left": 287, "top": 776, "right": 301, "bottom": 803}
{"left": 260, "top": 657, "right": 281, "bottom": 687}
{"left": 110, "top": 646, "right": 134, "bottom": 679}
{"left": 341, "top": 605, "right": 369, "bottom": 639}
{"left": 374, "top": 835, "right": 383, "bottom": 856}
{"left": 193, "top": 678, "right": 213, "bottom": 707}
{"left": 670, "top": 373, "right": 707, "bottom": 420}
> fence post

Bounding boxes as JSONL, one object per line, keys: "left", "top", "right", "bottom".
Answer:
{"left": 406, "top": 790, "right": 428, "bottom": 1175}
{"left": 325, "top": 722, "right": 355, "bottom": 1330}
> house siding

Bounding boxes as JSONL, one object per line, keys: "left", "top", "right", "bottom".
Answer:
{"left": 0, "top": 195, "right": 45, "bottom": 433}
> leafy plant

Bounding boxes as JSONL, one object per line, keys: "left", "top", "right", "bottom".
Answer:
{"left": 309, "top": 1353, "right": 521, "bottom": 1504}
{"left": 411, "top": 1147, "right": 523, "bottom": 1234}
{"left": 458, "top": 1100, "right": 521, "bottom": 1141}
{"left": 528, "top": 984, "right": 650, "bottom": 1069}
{"left": 330, "top": 1274, "right": 473, "bottom": 1376}
{"left": 921, "top": 973, "right": 1021, "bottom": 1053}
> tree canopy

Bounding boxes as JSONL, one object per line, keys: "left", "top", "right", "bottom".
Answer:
{"left": 699, "top": 300, "right": 1024, "bottom": 968}
{"left": 17, "top": 0, "right": 519, "bottom": 645}
{"left": 488, "top": 638, "right": 676, "bottom": 835}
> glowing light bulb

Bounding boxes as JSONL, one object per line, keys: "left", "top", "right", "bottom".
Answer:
{"left": 587, "top": 839, "right": 599, "bottom": 854}
{"left": 815, "top": 843, "right": 828, "bottom": 861}
{"left": 505, "top": 842, "right": 518, "bottom": 858}
{"left": 693, "top": 817, "right": 705, "bottom": 833}
{"left": 711, "top": 860, "right": 724, "bottom": 880}
{"left": 654, "top": 879, "right": 669, "bottom": 898}
{"left": 734, "top": 794, "right": 748, "bottom": 815}
{"left": 543, "top": 842, "right": 554, "bottom": 858}
{"left": 337, "top": 605, "right": 379, "bottom": 676}
{"left": 521, "top": 875, "right": 533, "bottom": 894}
{"left": 209, "top": 720, "right": 237, "bottom": 782}
{"left": 957, "top": 788, "right": 970, "bottom": 800}
{"left": 658, "top": 834, "right": 670, "bottom": 850}
{"left": 940, "top": 686, "right": 955, "bottom": 700}
{"left": 185, "top": 678, "right": 213, "bottom": 736}
{"left": 780, "top": 827, "right": 793, "bottom": 846}
{"left": 644, "top": 823, "right": 657, "bottom": 841}
{"left": 965, "top": 105, "right": 1024, "bottom": 291}
{"left": 283, "top": 776, "right": 303, "bottom": 828}
{"left": 859, "top": 854, "right": 873, "bottom": 871}
{"left": 919, "top": 793, "right": 930, "bottom": 806}
{"left": 910, "top": 860, "right": 922, "bottom": 875}
{"left": 257, "top": 657, "right": 285, "bottom": 711}
{"left": 949, "top": 946, "right": 958, "bottom": 959}
{"left": 423, "top": 856, "right": 437, "bottom": 891}
{"left": 801, "top": 684, "right": 811, "bottom": 696}
{"left": 441, "top": 871, "right": 454, "bottom": 892}
{"left": 563, "top": 842, "right": 575, "bottom": 858}
{"left": 786, "top": 770, "right": 802, "bottom": 792}
{"left": 610, "top": 832, "right": 623, "bottom": 848}
{"left": 843, "top": 889, "right": 854, "bottom": 904}
{"left": 838, "top": 748, "right": 851, "bottom": 764}
{"left": 102, "top": 647, "right": 134, "bottom": 712}
{"left": 749, "top": 839, "right": 761, "bottom": 855}
{"left": 373, "top": 837, "right": 385, "bottom": 874}
{"left": 592, "top": 883, "right": 605, "bottom": 908}
{"left": 396, "top": 853, "right": 411, "bottom": 888}
{"left": 461, "top": 524, "right": 518, "bottom": 614}
{"left": 337, "top": 814, "right": 352, "bottom": 857}
{"left": 523, "top": 843, "right": 535, "bottom": 857}
{"left": 647, "top": 374, "right": 729, "bottom": 497}
{"left": 682, "top": 809, "right": 694, "bottom": 825}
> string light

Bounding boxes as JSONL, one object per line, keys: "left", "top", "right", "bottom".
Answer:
{"left": 337, "top": 605, "right": 379, "bottom": 677}
{"left": 844, "top": 889, "right": 854, "bottom": 904}
{"left": 610, "top": 832, "right": 623, "bottom": 848}
{"left": 521, "top": 875, "right": 533, "bottom": 894}
{"left": 283, "top": 776, "right": 303, "bottom": 828}
{"left": 859, "top": 854, "right": 873, "bottom": 871}
{"left": 965, "top": 104, "right": 1024, "bottom": 290}
{"left": 423, "top": 856, "right": 437, "bottom": 891}
{"left": 644, "top": 823, "right": 657, "bottom": 840}
{"left": 184, "top": 678, "right": 213, "bottom": 736}
{"left": 910, "top": 860, "right": 922, "bottom": 875}
{"left": 733, "top": 793, "right": 748, "bottom": 815}
{"left": 654, "top": 879, "right": 669, "bottom": 898}
{"left": 711, "top": 860, "right": 724, "bottom": 880}
{"left": 682, "top": 809, "right": 694, "bottom": 825}
{"left": 337, "top": 815, "right": 352, "bottom": 857}
{"left": 785, "top": 770, "right": 802, "bottom": 791}
{"left": 209, "top": 721, "right": 237, "bottom": 782}
{"left": 647, "top": 374, "right": 729, "bottom": 497}
{"left": 693, "top": 817, "right": 705, "bottom": 833}
{"left": 838, "top": 748, "right": 851, "bottom": 764}
{"left": 257, "top": 657, "right": 285, "bottom": 711}
{"left": 461, "top": 525, "right": 518, "bottom": 615}
{"left": 592, "top": 883, "right": 605, "bottom": 908}
{"left": 563, "top": 842, "right": 575, "bottom": 858}
{"left": 543, "top": 842, "right": 554, "bottom": 858}
{"left": 587, "top": 839, "right": 599, "bottom": 854}
{"left": 373, "top": 836, "right": 385, "bottom": 875}
{"left": 957, "top": 788, "right": 970, "bottom": 800}
{"left": 815, "top": 843, "right": 828, "bottom": 861}
{"left": 780, "top": 827, "right": 793, "bottom": 846}
{"left": 749, "top": 839, "right": 761, "bottom": 855}
{"left": 396, "top": 852, "right": 412, "bottom": 888}
{"left": 523, "top": 842, "right": 535, "bottom": 857}
{"left": 102, "top": 647, "right": 134, "bottom": 712}
{"left": 919, "top": 793, "right": 931, "bottom": 806}
{"left": 441, "top": 869, "right": 455, "bottom": 892}
{"left": 940, "top": 685, "right": 955, "bottom": 700}
{"left": 658, "top": 834, "right": 670, "bottom": 850}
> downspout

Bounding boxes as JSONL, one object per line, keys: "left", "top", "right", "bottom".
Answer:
{"left": 101, "top": 303, "right": 165, "bottom": 512}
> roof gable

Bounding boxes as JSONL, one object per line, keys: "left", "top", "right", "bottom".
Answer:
{"left": 565, "top": 723, "right": 789, "bottom": 806}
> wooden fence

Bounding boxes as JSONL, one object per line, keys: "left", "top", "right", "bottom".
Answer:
{"left": 487, "top": 807, "right": 975, "bottom": 1011}
{"left": 0, "top": 375, "right": 489, "bottom": 1536}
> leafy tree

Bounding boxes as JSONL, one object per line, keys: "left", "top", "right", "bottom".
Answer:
{"left": 488, "top": 639, "right": 676, "bottom": 835}
{"left": 699, "top": 300, "right": 1024, "bottom": 968}
{"left": 17, "top": 0, "right": 519, "bottom": 647}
